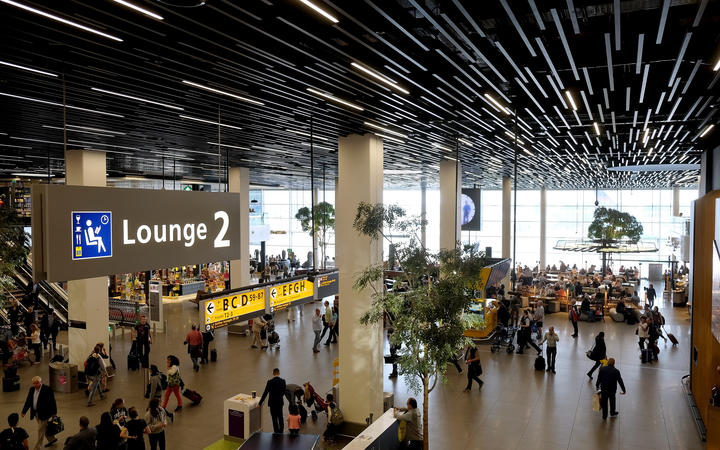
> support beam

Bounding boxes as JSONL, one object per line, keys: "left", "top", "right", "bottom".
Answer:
{"left": 420, "top": 180, "right": 427, "bottom": 249}
{"left": 439, "top": 159, "right": 461, "bottom": 251}
{"left": 672, "top": 186, "right": 680, "bottom": 216}
{"left": 336, "top": 134, "right": 384, "bottom": 426}
{"left": 540, "top": 187, "right": 547, "bottom": 269}
{"left": 65, "top": 150, "right": 108, "bottom": 368}
{"left": 229, "top": 167, "right": 250, "bottom": 289}
{"left": 502, "top": 176, "right": 511, "bottom": 258}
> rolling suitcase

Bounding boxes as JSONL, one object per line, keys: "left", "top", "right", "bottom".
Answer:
{"left": 2, "top": 376, "right": 20, "bottom": 392}
{"left": 127, "top": 351, "right": 139, "bottom": 371}
{"left": 534, "top": 355, "right": 545, "bottom": 371}
{"left": 640, "top": 348, "right": 648, "bottom": 363}
{"left": 182, "top": 388, "right": 203, "bottom": 405}
{"left": 210, "top": 349, "right": 217, "bottom": 362}
{"left": 664, "top": 327, "right": 679, "bottom": 346}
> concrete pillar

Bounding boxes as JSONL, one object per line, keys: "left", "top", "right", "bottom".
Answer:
{"left": 336, "top": 134, "right": 383, "bottom": 425}
{"left": 229, "top": 167, "right": 251, "bottom": 289}
{"left": 420, "top": 180, "right": 427, "bottom": 248}
{"left": 313, "top": 186, "right": 319, "bottom": 269}
{"left": 540, "top": 187, "right": 547, "bottom": 269}
{"left": 502, "top": 176, "right": 511, "bottom": 258}
{"left": 439, "top": 159, "right": 461, "bottom": 251}
{"left": 65, "top": 150, "right": 108, "bottom": 367}
{"left": 672, "top": 186, "right": 680, "bottom": 217}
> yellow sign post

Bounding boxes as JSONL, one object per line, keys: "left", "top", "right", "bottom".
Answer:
{"left": 203, "top": 287, "right": 266, "bottom": 330}
{"left": 269, "top": 279, "right": 314, "bottom": 311}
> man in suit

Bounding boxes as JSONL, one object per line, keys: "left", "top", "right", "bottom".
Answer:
{"left": 40, "top": 310, "right": 61, "bottom": 352}
{"left": 21, "top": 376, "right": 58, "bottom": 449}
{"left": 258, "top": 368, "right": 287, "bottom": 433}
{"left": 62, "top": 416, "right": 96, "bottom": 450}
{"left": 595, "top": 358, "right": 627, "bottom": 420}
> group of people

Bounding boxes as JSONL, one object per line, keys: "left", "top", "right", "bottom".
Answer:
{"left": 2, "top": 299, "right": 61, "bottom": 367}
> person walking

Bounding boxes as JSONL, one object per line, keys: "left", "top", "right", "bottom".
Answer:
{"left": 324, "top": 306, "right": 338, "bottom": 346}
{"left": 133, "top": 315, "right": 152, "bottom": 370}
{"left": 463, "top": 343, "right": 483, "bottom": 391}
{"left": 251, "top": 316, "right": 267, "bottom": 349}
{"left": 145, "top": 399, "right": 167, "bottom": 450}
{"left": 40, "top": 310, "right": 60, "bottom": 352}
{"left": 125, "top": 407, "right": 150, "bottom": 450}
{"left": 637, "top": 316, "right": 649, "bottom": 350}
{"left": 570, "top": 304, "right": 579, "bottom": 338}
{"left": 28, "top": 323, "right": 42, "bottom": 365}
{"left": 532, "top": 301, "right": 545, "bottom": 340}
{"left": 319, "top": 301, "right": 332, "bottom": 341}
{"left": 21, "top": 376, "right": 58, "bottom": 449}
{"left": 8, "top": 299, "right": 21, "bottom": 336}
{"left": 595, "top": 358, "right": 626, "bottom": 419}
{"left": 539, "top": 326, "right": 559, "bottom": 373}
{"left": 200, "top": 329, "right": 213, "bottom": 364}
{"left": 62, "top": 416, "right": 96, "bottom": 450}
{"left": 258, "top": 368, "right": 287, "bottom": 434}
{"left": 162, "top": 355, "right": 183, "bottom": 412}
{"left": 586, "top": 332, "right": 607, "bottom": 380}
{"left": 146, "top": 365, "right": 167, "bottom": 401}
{"left": 85, "top": 345, "right": 105, "bottom": 407}
{"left": 184, "top": 325, "right": 203, "bottom": 372}
{"left": 393, "top": 398, "right": 422, "bottom": 449}
{"left": 23, "top": 306, "right": 35, "bottom": 336}
{"left": 646, "top": 284, "right": 657, "bottom": 307}
{"left": 517, "top": 310, "right": 542, "bottom": 355}
{"left": 311, "top": 308, "right": 322, "bottom": 353}
{"left": 0, "top": 413, "right": 30, "bottom": 450}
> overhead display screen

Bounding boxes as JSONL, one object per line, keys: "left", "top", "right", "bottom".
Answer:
{"left": 461, "top": 188, "right": 481, "bottom": 231}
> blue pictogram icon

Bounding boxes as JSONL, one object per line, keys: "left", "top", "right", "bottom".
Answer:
{"left": 71, "top": 211, "right": 113, "bottom": 260}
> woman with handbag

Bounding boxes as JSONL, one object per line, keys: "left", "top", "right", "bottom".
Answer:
{"left": 463, "top": 343, "right": 483, "bottom": 391}
{"left": 161, "top": 355, "right": 183, "bottom": 412}
{"left": 586, "top": 332, "right": 606, "bottom": 380}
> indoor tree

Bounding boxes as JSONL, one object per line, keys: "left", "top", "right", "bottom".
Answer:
{"left": 0, "top": 201, "right": 28, "bottom": 305}
{"left": 587, "top": 206, "right": 644, "bottom": 274}
{"left": 295, "top": 201, "right": 335, "bottom": 268}
{"left": 353, "top": 202, "right": 486, "bottom": 450}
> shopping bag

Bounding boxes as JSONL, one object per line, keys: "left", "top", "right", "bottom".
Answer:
{"left": 592, "top": 392, "right": 601, "bottom": 412}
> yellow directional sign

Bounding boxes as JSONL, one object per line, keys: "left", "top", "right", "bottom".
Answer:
{"left": 269, "top": 279, "right": 314, "bottom": 311}
{"left": 203, "top": 287, "right": 265, "bottom": 330}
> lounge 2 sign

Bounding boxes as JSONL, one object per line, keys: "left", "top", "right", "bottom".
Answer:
{"left": 32, "top": 185, "right": 242, "bottom": 282}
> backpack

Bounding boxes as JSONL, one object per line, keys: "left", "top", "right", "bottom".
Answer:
{"left": 0, "top": 428, "right": 26, "bottom": 450}
{"left": 330, "top": 407, "right": 344, "bottom": 426}
{"left": 84, "top": 355, "right": 100, "bottom": 376}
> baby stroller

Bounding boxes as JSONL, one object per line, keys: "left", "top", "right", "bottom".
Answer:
{"left": 264, "top": 314, "right": 280, "bottom": 350}
{"left": 303, "top": 382, "right": 329, "bottom": 421}
{"left": 490, "top": 325, "right": 517, "bottom": 354}
{"left": 8, "top": 336, "right": 31, "bottom": 366}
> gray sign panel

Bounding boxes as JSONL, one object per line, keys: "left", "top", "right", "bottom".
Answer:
{"left": 32, "top": 185, "right": 241, "bottom": 281}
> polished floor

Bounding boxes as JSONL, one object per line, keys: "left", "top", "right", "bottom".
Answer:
{"left": 1, "top": 283, "right": 703, "bottom": 450}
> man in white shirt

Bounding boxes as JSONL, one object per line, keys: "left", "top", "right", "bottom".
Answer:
{"left": 539, "top": 327, "right": 560, "bottom": 373}
{"left": 533, "top": 302, "right": 545, "bottom": 340}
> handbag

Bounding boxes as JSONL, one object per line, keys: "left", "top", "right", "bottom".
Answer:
{"left": 592, "top": 392, "right": 601, "bottom": 412}
{"left": 45, "top": 416, "right": 64, "bottom": 437}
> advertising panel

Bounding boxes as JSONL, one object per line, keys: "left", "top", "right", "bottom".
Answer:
{"left": 202, "top": 287, "right": 266, "bottom": 331}
{"left": 460, "top": 188, "right": 482, "bottom": 231}
{"left": 32, "top": 185, "right": 241, "bottom": 281}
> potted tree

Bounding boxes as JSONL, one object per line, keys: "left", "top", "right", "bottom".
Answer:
{"left": 587, "top": 207, "right": 644, "bottom": 274}
{"left": 352, "top": 202, "right": 486, "bottom": 450}
{"left": 295, "top": 201, "right": 335, "bottom": 269}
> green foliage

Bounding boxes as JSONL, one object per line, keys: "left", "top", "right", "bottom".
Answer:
{"left": 295, "top": 202, "right": 335, "bottom": 235}
{"left": 354, "top": 202, "right": 485, "bottom": 393}
{"left": 587, "top": 207, "right": 643, "bottom": 244}
{"left": 0, "top": 204, "right": 28, "bottom": 304}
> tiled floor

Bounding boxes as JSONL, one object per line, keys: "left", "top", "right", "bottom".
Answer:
{"left": 1, "top": 283, "right": 704, "bottom": 449}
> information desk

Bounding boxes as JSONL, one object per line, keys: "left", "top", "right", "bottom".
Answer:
{"left": 224, "top": 393, "right": 262, "bottom": 440}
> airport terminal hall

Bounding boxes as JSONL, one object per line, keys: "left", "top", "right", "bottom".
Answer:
{"left": 3, "top": 0, "right": 720, "bottom": 449}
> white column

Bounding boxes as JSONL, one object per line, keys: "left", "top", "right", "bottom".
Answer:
{"left": 336, "top": 134, "right": 384, "bottom": 425}
{"left": 65, "top": 150, "right": 108, "bottom": 367}
{"left": 502, "top": 176, "right": 511, "bottom": 258}
{"left": 229, "top": 167, "right": 250, "bottom": 289}
{"left": 540, "top": 187, "right": 547, "bottom": 270}
{"left": 420, "top": 180, "right": 427, "bottom": 248}
{"left": 313, "top": 186, "right": 319, "bottom": 269}
{"left": 672, "top": 186, "right": 680, "bottom": 217}
{"left": 439, "top": 159, "right": 461, "bottom": 251}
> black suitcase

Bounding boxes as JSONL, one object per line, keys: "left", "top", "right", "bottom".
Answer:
{"left": 534, "top": 355, "right": 545, "bottom": 371}
{"left": 127, "top": 352, "right": 139, "bottom": 371}
{"left": 182, "top": 388, "right": 203, "bottom": 405}
{"left": 3, "top": 377, "right": 20, "bottom": 392}
{"left": 210, "top": 349, "right": 217, "bottom": 362}
{"left": 641, "top": 348, "right": 649, "bottom": 363}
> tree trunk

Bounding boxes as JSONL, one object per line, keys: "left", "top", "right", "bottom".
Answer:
{"left": 423, "top": 373, "right": 429, "bottom": 450}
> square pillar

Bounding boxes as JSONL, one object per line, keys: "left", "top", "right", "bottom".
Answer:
{"left": 229, "top": 167, "right": 250, "bottom": 288}
{"left": 336, "top": 134, "right": 384, "bottom": 425}
{"left": 65, "top": 150, "right": 108, "bottom": 367}
{"left": 439, "top": 159, "right": 461, "bottom": 251}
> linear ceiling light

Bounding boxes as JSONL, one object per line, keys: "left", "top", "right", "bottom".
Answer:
{"left": 299, "top": 0, "right": 338, "bottom": 23}
{"left": 351, "top": 62, "right": 409, "bottom": 94}
{"left": 484, "top": 93, "right": 510, "bottom": 115}
{"left": 642, "top": 128, "right": 650, "bottom": 143}
{"left": 111, "top": 0, "right": 163, "bottom": 20}
{"left": 593, "top": 122, "right": 601, "bottom": 136}
{"left": 700, "top": 124, "right": 715, "bottom": 137}
{"left": 179, "top": 114, "right": 242, "bottom": 130}
{"left": 373, "top": 133, "right": 404, "bottom": 144}
{"left": 0, "top": 92, "right": 124, "bottom": 117}
{"left": 714, "top": 58, "right": 720, "bottom": 71}
{"left": 67, "top": 124, "right": 125, "bottom": 135}
{"left": 565, "top": 90, "right": 578, "bottom": 111}
{"left": 385, "top": 170, "right": 422, "bottom": 174}
{"left": 182, "top": 80, "right": 265, "bottom": 106}
{"left": 458, "top": 138, "right": 473, "bottom": 147}
{"left": 286, "top": 129, "right": 328, "bottom": 141}
{"left": 363, "top": 121, "right": 407, "bottom": 138}
{"left": 91, "top": 87, "right": 183, "bottom": 110}
{"left": 1, "top": 0, "right": 123, "bottom": 41}
{"left": 432, "top": 143, "right": 453, "bottom": 152}
{"left": 42, "top": 125, "right": 114, "bottom": 137}
{"left": 207, "top": 142, "right": 250, "bottom": 150}
{"left": 306, "top": 88, "right": 364, "bottom": 111}
{"left": 0, "top": 60, "right": 57, "bottom": 77}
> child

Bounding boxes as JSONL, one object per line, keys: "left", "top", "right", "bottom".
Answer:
{"left": 288, "top": 404, "right": 301, "bottom": 436}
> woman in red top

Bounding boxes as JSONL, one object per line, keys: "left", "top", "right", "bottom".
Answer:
{"left": 184, "top": 325, "right": 204, "bottom": 372}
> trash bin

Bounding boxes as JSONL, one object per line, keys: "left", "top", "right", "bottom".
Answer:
{"left": 49, "top": 362, "right": 78, "bottom": 393}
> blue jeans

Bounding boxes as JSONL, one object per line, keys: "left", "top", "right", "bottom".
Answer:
{"left": 313, "top": 330, "right": 321, "bottom": 350}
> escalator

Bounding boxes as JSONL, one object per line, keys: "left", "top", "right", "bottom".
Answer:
{"left": 12, "top": 259, "right": 68, "bottom": 326}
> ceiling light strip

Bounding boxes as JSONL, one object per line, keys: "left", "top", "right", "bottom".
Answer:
{"left": 350, "top": 62, "right": 409, "bottom": 94}
{"left": 536, "top": 38, "right": 564, "bottom": 89}
{"left": 499, "top": 0, "right": 536, "bottom": 57}
{"left": 306, "top": 88, "right": 364, "bottom": 111}
{"left": 91, "top": 87, "right": 183, "bottom": 110}
{"left": 0, "top": 59, "right": 57, "bottom": 77}
{"left": 0, "top": 92, "right": 124, "bottom": 117}
{"left": 111, "top": 0, "right": 163, "bottom": 20}
{"left": 1, "top": 0, "right": 123, "bottom": 41}
{"left": 551, "top": 8, "right": 579, "bottom": 80}
{"left": 604, "top": 33, "right": 614, "bottom": 91}
{"left": 667, "top": 32, "right": 692, "bottom": 87}
{"left": 182, "top": 80, "right": 265, "bottom": 106}
{"left": 179, "top": 114, "right": 242, "bottom": 130}
{"left": 656, "top": 0, "right": 670, "bottom": 44}
{"left": 299, "top": 0, "right": 338, "bottom": 23}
